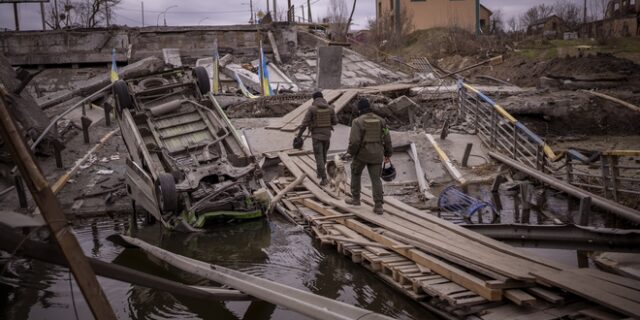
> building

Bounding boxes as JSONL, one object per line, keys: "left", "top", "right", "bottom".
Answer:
{"left": 580, "top": 0, "right": 639, "bottom": 37}
{"left": 375, "top": 0, "right": 492, "bottom": 34}
{"left": 527, "top": 15, "right": 566, "bottom": 38}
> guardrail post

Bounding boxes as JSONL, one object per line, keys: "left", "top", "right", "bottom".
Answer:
{"left": 609, "top": 156, "right": 619, "bottom": 201}
{"left": 53, "top": 139, "right": 64, "bottom": 169}
{"left": 565, "top": 156, "right": 573, "bottom": 184}
{"left": 578, "top": 196, "right": 591, "bottom": 226}
{"left": 600, "top": 155, "right": 610, "bottom": 199}
{"left": 458, "top": 89, "right": 466, "bottom": 119}
{"left": 520, "top": 183, "right": 531, "bottom": 224}
{"left": 461, "top": 143, "right": 473, "bottom": 167}
{"left": 14, "top": 174, "right": 27, "bottom": 209}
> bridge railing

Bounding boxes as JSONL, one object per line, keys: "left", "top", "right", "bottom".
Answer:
{"left": 457, "top": 81, "right": 640, "bottom": 203}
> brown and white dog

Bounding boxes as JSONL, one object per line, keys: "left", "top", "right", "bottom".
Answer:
{"left": 325, "top": 154, "right": 346, "bottom": 197}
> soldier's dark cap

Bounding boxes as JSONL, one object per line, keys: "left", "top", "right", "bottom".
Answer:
{"left": 358, "top": 99, "right": 371, "bottom": 112}
{"left": 313, "top": 91, "right": 323, "bottom": 99}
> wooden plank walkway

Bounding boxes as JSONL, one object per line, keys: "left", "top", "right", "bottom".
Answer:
{"left": 267, "top": 152, "right": 640, "bottom": 319}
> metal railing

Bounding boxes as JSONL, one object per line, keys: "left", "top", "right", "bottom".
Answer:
{"left": 457, "top": 81, "right": 640, "bottom": 204}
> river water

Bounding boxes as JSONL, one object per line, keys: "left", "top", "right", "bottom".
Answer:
{"left": 0, "top": 215, "right": 431, "bottom": 320}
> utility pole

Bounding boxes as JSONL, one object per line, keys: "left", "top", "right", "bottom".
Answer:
{"left": 141, "top": 1, "right": 145, "bottom": 27}
{"left": 250, "top": 0, "right": 254, "bottom": 24}
{"left": 40, "top": 2, "right": 46, "bottom": 30}
{"left": 13, "top": 3, "right": 20, "bottom": 31}
{"left": 273, "top": 0, "right": 277, "bottom": 21}
{"left": 54, "top": 0, "right": 60, "bottom": 29}
{"left": 105, "top": 1, "right": 110, "bottom": 27}
{"left": 287, "top": 0, "right": 292, "bottom": 22}
{"left": 583, "top": 0, "right": 587, "bottom": 23}
{"left": 307, "top": 0, "right": 312, "bottom": 22}
{"left": 301, "top": 5, "right": 304, "bottom": 22}
{"left": 266, "top": 0, "right": 270, "bottom": 15}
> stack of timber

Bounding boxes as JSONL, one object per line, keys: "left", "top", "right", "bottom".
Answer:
{"left": 270, "top": 152, "right": 640, "bottom": 319}
{"left": 266, "top": 83, "right": 415, "bottom": 132}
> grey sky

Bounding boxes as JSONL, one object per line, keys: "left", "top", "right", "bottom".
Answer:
{"left": 0, "top": 0, "right": 589, "bottom": 31}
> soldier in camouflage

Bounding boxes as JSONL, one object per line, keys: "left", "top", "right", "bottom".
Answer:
{"left": 345, "top": 99, "right": 392, "bottom": 214}
{"left": 297, "top": 91, "right": 338, "bottom": 186}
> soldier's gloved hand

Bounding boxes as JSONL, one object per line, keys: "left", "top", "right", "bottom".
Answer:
{"left": 340, "top": 152, "right": 352, "bottom": 161}
{"left": 384, "top": 156, "right": 391, "bottom": 163}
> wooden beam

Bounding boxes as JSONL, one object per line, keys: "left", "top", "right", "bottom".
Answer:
{"left": 532, "top": 270, "right": 640, "bottom": 317}
{"left": 268, "top": 172, "right": 306, "bottom": 214}
{"left": 504, "top": 289, "right": 536, "bottom": 306}
{"left": 0, "top": 96, "right": 117, "bottom": 320}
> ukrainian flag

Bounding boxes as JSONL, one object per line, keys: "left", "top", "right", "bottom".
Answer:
{"left": 110, "top": 48, "right": 119, "bottom": 82}
{"left": 259, "top": 45, "right": 273, "bottom": 96}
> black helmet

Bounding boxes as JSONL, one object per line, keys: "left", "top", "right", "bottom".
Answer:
{"left": 381, "top": 161, "right": 396, "bottom": 182}
{"left": 292, "top": 136, "right": 304, "bottom": 149}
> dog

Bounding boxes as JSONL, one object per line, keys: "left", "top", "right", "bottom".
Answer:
{"left": 325, "top": 154, "right": 346, "bottom": 197}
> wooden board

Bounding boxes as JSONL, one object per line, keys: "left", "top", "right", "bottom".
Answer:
{"left": 532, "top": 270, "right": 640, "bottom": 317}
{"left": 527, "top": 287, "right": 565, "bottom": 305}
{"left": 504, "top": 289, "right": 536, "bottom": 306}
{"left": 331, "top": 89, "right": 359, "bottom": 114}
{"left": 280, "top": 91, "right": 344, "bottom": 131}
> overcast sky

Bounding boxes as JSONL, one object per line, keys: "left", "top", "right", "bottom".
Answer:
{"left": 0, "top": 0, "right": 587, "bottom": 31}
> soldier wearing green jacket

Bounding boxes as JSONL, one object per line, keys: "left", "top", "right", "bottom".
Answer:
{"left": 345, "top": 99, "right": 392, "bottom": 214}
{"left": 297, "top": 91, "right": 338, "bottom": 186}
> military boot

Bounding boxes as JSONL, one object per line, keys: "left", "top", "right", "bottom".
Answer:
{"left": 319, "top": 178, "right": 329, "bottom": 186}
{"left": 345, "top": 197, "right": 361, "bottom": 206}
{"left": 373, "top": 203, "right": 383, "bottom": 215}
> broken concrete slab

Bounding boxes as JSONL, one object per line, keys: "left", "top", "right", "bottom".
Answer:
{"left": 162, "top": 48, "right": 183, "bottom": 67}
{"left": 316, "top": 46, "right": 343, "bottom": 89}
{"left": 38, "top": 56, "right": 166, "bottom": 110}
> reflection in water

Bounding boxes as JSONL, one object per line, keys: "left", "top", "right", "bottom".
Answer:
{"left": 0, "top": 216, "right": 427, "bottom": 320}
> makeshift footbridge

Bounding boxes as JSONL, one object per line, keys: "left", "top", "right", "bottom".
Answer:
{"left": 264, "top": 152, "right": 640, "bottom": 319}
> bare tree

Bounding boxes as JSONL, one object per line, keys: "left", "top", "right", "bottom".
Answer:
{"left": 345, "top": 0, "right": 357, "bottom": 36}
{"left": 554, "top": 0, "right": 581, "bottom": 30}
{"left": 46, "top": 0, "right": 121, "bottom": 29}
{"left": 507, "top": 17, "right": 519, "bottom": 32}
{"left": 588, "top": 0, "right": 608, "bottom": 21}
{"left": 326, "top": 0, "right": 349, "bottom": 41}
{"left": 367, "top": 5, "right": 413, "bottom": 49}
{"left": 489, "top": 9, "right": 504, "bottom": 34}
{"left": 519, "top": 3, "right": 554, "bottom": 28}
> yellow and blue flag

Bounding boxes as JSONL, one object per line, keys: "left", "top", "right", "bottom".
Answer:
{"left": 110, "top": 48, "right": 119, "bottom": 82}
{"left": 258, "top": 43, "right": 273, "bottom": 96}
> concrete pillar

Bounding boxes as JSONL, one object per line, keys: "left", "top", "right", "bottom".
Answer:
{"left": 316, "top": 46, "right": 342, "bottom": 89}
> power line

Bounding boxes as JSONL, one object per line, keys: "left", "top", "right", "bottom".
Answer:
{"left": 117, "top": 7, "right": 251, "bottom": 15}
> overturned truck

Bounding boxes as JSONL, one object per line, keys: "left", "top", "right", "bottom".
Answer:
{"left": 113, "top": 66, "right": 263, "bottom": 231}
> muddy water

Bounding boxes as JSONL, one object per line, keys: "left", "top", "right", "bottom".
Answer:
{"left": 0, "top": 216, "right": 430, "bottom": 320}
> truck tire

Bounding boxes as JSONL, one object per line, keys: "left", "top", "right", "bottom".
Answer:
{"left": 193, "top": 66, "right": 211, "bottom": 95}
{"left": 155, "top": 173, "right": 178, "bottom": 214}
{"left": 113, "top": 80, "right": 132, "bottom": 115}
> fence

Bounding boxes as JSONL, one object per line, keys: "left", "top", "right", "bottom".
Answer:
{"left": 456, "top": 81, "right": 640, "bottom": 204}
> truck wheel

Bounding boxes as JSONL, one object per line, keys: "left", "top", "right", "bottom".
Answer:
{"left": 155, "top": 173, "right": 178, "bottom": 214}
{"left": 193, "top": 66, "right": 211, "bottom": 95}
{"left": 113, "top": 80, "right": 132, "bottom": 115}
